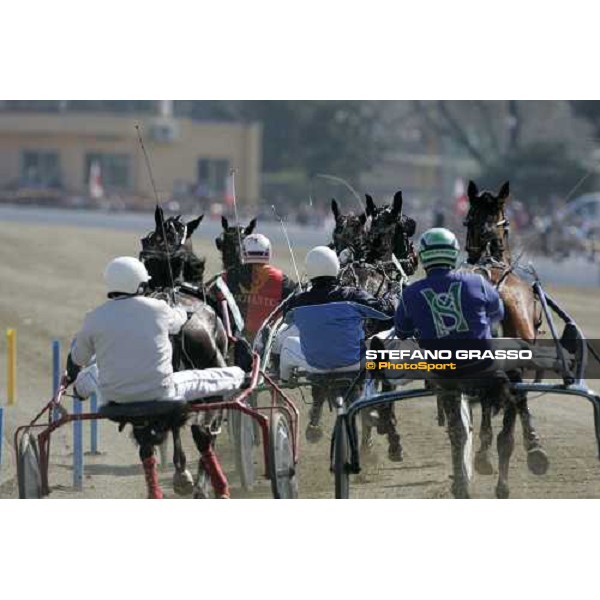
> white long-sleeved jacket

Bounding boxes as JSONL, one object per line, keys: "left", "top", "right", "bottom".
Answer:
{"left": 71, "top": 296, "right": 187, "bottom": 403}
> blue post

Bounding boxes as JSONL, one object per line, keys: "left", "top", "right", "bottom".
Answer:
{"left": 0, "top": 407, "right": 4, "bottom": 473}
{"left": 52, "top": 340, "right": 61, "bottom": 421}
{"left": 73, "top": 397, "right": 84, "bottom": 490}
{"left": 90, "top": 392, "right": 99, "bottom": 454}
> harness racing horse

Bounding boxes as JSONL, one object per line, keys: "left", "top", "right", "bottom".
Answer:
{"left": 215, "top": 215, "right": 257, "bottom": 270}
{"left": 364, "top": 191, "right": 418, "bottom": 273}
{"left": 331, "top": 198, "right": 368, "bottom": 259}
{"left": 330, "top": 196, "right": 411, "bottom": 461}
{"left": 178, "top": 214, "right": 206, "bottom": 285}
{"left": 138, "top": 206, "right": 231, "bottom": 498}
{"left": 460, "top": 180, "right": 547, "bottom": 498}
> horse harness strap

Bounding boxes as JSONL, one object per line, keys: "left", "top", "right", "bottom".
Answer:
{"left": 470, "top": 259, "right": 511, "bottom": 291}
{"left": 340, "top": 261, "right": 394, "bottom": 296}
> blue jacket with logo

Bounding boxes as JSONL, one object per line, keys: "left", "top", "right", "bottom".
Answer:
{"left": 395, "top": 268, "right": 504, "bottom": 341}
{"left": 285, "top": 278, "right": 394, "bottom": 369}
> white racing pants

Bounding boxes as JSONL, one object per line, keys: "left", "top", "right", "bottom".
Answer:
{"left": 75, "top": 364, "right": 245, "bottom": 403}
{"left": 272, "top": 323, "right": 299, "bottom": 355}
{"left": 279, "top": 336, "right": 360, "bottom": 380}
{"left": 169, "top": 367, "right": 245, "bottom": 402}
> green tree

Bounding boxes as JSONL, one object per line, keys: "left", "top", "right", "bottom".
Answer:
{"left": 187, "top": 100, "right": 387, "bottom": 180}
{"left": 413, "top": 101, "right": 591, "bottom": 203}
{"left": 478, "top": 142, "right": 590, "bottom": 204}
{"left": 570, "top": 101, "right": 600, "bottom": 136}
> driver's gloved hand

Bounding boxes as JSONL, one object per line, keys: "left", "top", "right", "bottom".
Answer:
{"left": 65, "top": 353, "right": 81, "bottom": 386}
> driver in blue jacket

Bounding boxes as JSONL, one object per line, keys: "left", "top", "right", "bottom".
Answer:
{"left": 279, "top": 246, "right": 394, "bottom": 440}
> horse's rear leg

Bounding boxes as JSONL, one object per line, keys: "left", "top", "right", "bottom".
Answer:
{"left": 516, "top": 398, "right": 549, "bottom": 475}
{"left": 133, "top": 427, "right": 163, "bottom": 499}
{"left": 496, "top": 403, "right": 517, "bottom": 499}
{"left": 306, "top": 386, "right": 326, "bottom": 443}
{"left": 158, "top": 438, "right": 169, "bottom": 471}
{"left": 441, "top": 392, "right": 471, "bottom": 499}
{"left": 360, "top": 410, "right": 374, "bottom": 453}
{"left": 475, "top": 401, "right": 494, "bottom": 475}
{"left": 436, "top": 395, "right": 445, "bottom": 426}
{"left": 171, "top": 426, "right": 194, "bottom": 496}
{"left": 377, "top": 401, "right": 403, "bottom": 462}
{"left": 191, "top": 423, "right": 230, "bottom": 499}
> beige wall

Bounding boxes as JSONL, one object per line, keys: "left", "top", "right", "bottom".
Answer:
{"left": 0, "top": 113, "right": 262, "bottom": 204}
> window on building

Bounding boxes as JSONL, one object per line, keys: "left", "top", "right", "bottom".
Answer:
{"left": 84, "top": 153, "right": 132, "bottom": 191}
{"left": 21, "top": 151, "right": 62, "bottom": 188}
{"left": 197, "top": 158, "right": 229, "bottom": 197}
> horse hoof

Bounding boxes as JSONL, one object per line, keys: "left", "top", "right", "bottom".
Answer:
{"left": 193, "top": 465, "right": 211, "bottom": 499}
{"left": 366, "top": 410, "right": 380, "bottom": 429}
{"left": 451, "top": 481, "right": 470, "bottom": 499}
{"left": 193, "top": 487, "right": 209, "bottom": 499}
{"left": 388, "top": 444, "right": 403, "bottom": 462}
{"left": 496, "top": 482, "right": 510, "bottom": 499}
{"left": 527, "top": 447, "right": 549, "bottom": 475}
{"left": 173, "top": 469, "right": 194, "bottom": 496}
{"left": 305, "top": 424, "right": 323, "bottom": 443}
{"left": 474, "top": 451, "right": 494, "bottom": 475}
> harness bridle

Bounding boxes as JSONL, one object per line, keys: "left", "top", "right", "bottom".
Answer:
{"left": 333, "top": 216, "right": 368, "bottom": 259}
{"left": 465, "top": 205, "right": 511, "bottom": 263}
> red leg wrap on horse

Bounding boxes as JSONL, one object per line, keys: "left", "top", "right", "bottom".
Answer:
{"left": 142, "top": 456, "right": 164, "bottom": 499}
{"left": 201, "top": 449, "right": 230, "bottom": 498}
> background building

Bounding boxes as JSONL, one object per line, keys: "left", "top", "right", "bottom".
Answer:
{"left": 0, "top": 105, "right": 261, "bottom": 211}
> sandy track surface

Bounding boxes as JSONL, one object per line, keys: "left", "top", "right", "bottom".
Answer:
{"left": 1, "top": 220, "right": 600, "bottom": 499}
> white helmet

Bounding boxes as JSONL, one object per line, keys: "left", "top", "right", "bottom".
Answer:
{"left": 104, "top": 256, "right": 151, "bottom": 294}
{"left": 305, "top": 246, "right": 340, "bottom": 279}
{"left": 242, "top": 233, "right": 271, "bottom": 263}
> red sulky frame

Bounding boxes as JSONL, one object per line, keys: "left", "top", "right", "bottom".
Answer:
{"left": 14, "top": 353, "right": 300, "bottom": 498}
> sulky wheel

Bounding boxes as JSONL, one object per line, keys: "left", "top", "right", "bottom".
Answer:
{"left": 231, "top": 409, "right": 256, "bottom": 490}
{"left": 333, "top": 418, "right": 350, "bottom": 499}
{"left": 268, "top": 412, "right": 298, "bottom": 499}
{"left": 17, "top": 432, "right": 42, "bottom": 499}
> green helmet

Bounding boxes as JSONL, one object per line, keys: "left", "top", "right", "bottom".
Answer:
{"left": 418, "top": 228, "right": 460, "bottom": 269}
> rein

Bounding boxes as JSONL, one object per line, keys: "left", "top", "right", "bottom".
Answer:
{"left": 339, "top": 259, "right": 405, "bottom": 299}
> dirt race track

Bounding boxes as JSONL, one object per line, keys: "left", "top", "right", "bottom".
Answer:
{"left": 1, "top": 219, "right": 600, "bottom": 499}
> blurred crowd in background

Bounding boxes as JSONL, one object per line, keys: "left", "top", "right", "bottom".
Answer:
{"left": 2, "top": 100, "right": 600, "bottom": 260}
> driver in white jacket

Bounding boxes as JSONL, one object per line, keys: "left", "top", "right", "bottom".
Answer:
{"left": 66, "top": 256, "right": 245, "bottom": 404}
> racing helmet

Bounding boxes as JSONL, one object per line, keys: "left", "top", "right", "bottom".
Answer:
{"left": 305, "top": 246, "right": 340, "bottom": 279}
{"left": 418, "top": 228, "right": 460, "bottom": 270}
{"left": 242, "top": 233, "right": 271, "bottom": 264}
{"left": 104, "top": 256, "right": 151, "bottom": 294}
